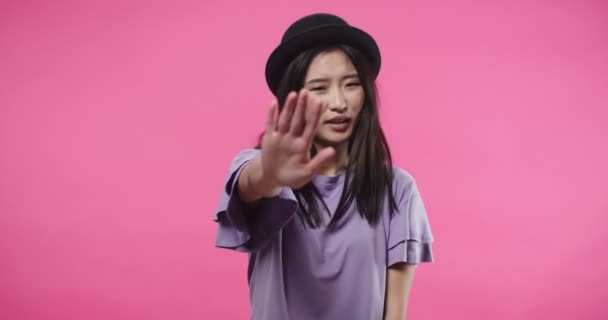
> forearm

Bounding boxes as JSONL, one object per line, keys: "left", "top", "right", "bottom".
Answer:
{"left": 383, "top": 307, "right": 408, "bottom": 320}
{"left": 383, "top": 263, "right": 417, "bottom": 320}
{"left": 383, "top": 302, "right": 408, "bottom": 320}
{"left": 237, "top": 155, "right": 282, "bottom": 203}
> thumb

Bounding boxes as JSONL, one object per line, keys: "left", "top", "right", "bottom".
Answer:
{"left": 306, "top": 147, "right": 336, "bottom": 174}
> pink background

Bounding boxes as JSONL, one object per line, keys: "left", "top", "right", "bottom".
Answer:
{"left": 1, "top": 0, "right": 607, "bottom": 319}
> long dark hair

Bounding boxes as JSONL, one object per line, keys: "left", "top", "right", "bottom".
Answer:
{"left": 256, "top": 44, "right": 398, "bottom": 229}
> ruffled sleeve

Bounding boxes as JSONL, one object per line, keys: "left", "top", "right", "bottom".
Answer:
{"left": 214, "top": 149, "right": 299, "bottom": 253}
{"left": 387, "top": 168, "right": 435, "bottom": 266}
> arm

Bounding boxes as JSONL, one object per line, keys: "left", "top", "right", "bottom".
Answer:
{"left": 383, "top": 262, "right": 417, "bottom": 320}
{"left": 215, "top": 91, "right": 335, "bottom": 252}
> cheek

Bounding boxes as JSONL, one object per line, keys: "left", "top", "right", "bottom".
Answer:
{"left": 307, "top": 96, "right": 329, "bottom": 121}
{"left": 348, "top": 89, "right": 365, "bottom": 115}
{"left": 307, "top": 95, "right": 326, "bottom": 110}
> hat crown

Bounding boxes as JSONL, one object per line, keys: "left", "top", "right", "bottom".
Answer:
{"left": 281, "top": 13, "right": 349, "bottom": 43}
{"left": 266, "top": 13, "right": 380, "bottom": 94}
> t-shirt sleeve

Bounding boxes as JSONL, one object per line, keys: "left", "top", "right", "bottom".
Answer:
{"left": 387, "top": 168, "right": 435, "bottom": 266}
{"left": 213, "top": 148, "right": 299, "bottom": 253}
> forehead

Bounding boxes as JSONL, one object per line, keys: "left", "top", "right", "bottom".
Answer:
{"left": 305, "top": 49, "right": 357, "bottom": 79}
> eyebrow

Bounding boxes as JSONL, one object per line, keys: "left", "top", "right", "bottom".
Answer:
{"left": 305, "top": 73, "right": 360, "bottom": 85}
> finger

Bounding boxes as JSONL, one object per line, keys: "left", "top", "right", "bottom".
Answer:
{"left": 289, "top": 89, "right": 307, "bottom": 136}
{"left": 301, "top": 99, "right": 324, "bottom": 147}
{"left": 265, "top": 100, "right": 277, "bottom": 133}
{"left": 277, "top": 91, "right": 297, "bottom": 134}
{"left": 306, "top": 147, "right": 336, "bottom": 174}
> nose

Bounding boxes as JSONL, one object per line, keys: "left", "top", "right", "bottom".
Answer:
{"left": 329, "top": 88, "right": 347, "bottom": 112}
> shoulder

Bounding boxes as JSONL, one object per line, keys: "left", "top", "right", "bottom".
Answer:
{"left": 223, "top": 148, "right": 261, "bottom": 179}
{"left": 391, "top": 166, "right": 416, "bottom": 188}
{"left": 390, "top": 166, "right": 420, "bottom": 202}
{"left": 233, "top": 148, "right": 261, "bottom": 158}
{"left": 230, "top": 148, "right": 261, "bottom": 164}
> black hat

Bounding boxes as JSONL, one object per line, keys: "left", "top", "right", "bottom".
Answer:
{"left": 265, "top": 13, "right": 381, "bottom": 95}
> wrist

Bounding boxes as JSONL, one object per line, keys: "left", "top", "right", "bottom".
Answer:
{"left": 248, "top": 156, "right": 281, "bottom": 197}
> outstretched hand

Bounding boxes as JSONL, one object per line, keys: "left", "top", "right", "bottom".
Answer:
{"left": 259, "top": 89, "right": 336, "bottom": 189}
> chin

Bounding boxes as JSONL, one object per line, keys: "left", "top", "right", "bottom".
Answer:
{"left": 316, "top": 130, "right": 353, "bottom": 147}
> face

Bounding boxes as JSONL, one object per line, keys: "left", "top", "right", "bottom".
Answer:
{"left": 303, "top": 49, "right": 365, "bottom": 148}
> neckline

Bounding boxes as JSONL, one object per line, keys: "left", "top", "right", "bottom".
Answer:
{"left": 312, "top": 168, "right": 347, "bottom": 186}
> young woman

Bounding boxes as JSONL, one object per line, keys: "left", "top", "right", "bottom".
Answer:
{"left": 214, "top": 13, "right": 434, "bottom": 320}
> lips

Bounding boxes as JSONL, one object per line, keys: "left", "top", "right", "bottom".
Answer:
{"left": 325, "top": 116, "right": 351, "bottom": 132}
{"left": 325, "top": 116, "right": 351, "bottom": 124}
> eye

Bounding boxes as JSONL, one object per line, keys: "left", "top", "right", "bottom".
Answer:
{"left": 310, "top": 86, "right": 327, "bottom": 92}
{"left": 346, "top": 82, "right": 361, "bottom": 87}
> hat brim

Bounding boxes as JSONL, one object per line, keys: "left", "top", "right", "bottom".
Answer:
{"left": 265, "top": 25, "right": 381, "bottom": 95}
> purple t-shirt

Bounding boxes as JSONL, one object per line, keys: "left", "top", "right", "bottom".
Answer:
{"left": 214, "top": 149, "right": 434, "bottom": 320}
